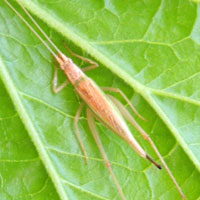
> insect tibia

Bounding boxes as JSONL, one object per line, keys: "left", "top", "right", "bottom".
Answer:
{"left": 146, "top": 154, "right": 162, "bottom": 170}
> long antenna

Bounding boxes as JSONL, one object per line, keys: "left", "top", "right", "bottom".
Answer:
{"left": 15, "top": 0, "right": 63, "bottom": 56}
{"left": 5, "top": 0, "right": 59, "bottom": 60}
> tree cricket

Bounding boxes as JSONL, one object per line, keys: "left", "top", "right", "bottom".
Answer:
{"left": 5, "top": 0, "right": 186, "bottom": 199}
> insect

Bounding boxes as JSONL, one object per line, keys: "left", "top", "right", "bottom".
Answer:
{"left": 5, "top": 0, "right": 186, "bottom": 199}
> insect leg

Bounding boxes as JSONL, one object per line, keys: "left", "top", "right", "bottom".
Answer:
{"left": 107, "top": 94, "right": 186, "bottom": 200}
{"left": 63, "top": 42, "right": 99, "bottom": 72}
{"left": 74, "top": 102, "right": 88, "bottom": 164}
{"left": 102, "top": 87, "right": 147, "bottom": 121}
{"left": 52, "top": 65, "right": 69, "bottom": 93}
{"left": 86, "top": 108, "right": 126, "bottom": 200}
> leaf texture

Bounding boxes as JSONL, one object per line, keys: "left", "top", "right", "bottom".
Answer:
{"left": 0, "top": 0, "right": 200, "bottom": 200}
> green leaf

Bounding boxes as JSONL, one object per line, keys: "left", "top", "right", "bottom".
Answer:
{"left": 0, "top": 0, "right": 200, "bottom": 200}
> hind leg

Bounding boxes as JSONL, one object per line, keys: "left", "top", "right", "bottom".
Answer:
{"left": 102, "top": 87, "right": 147, "bottom": 121}
{"left": 107, "top": 94, "right": 185, "bottom": 200}
{"left": 86, "top": 108, "right": 126, "bottom": 200}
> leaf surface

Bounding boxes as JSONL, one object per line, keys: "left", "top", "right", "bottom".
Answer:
{"left": 0, "top": 0, "right": 200, "bottom": 200}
